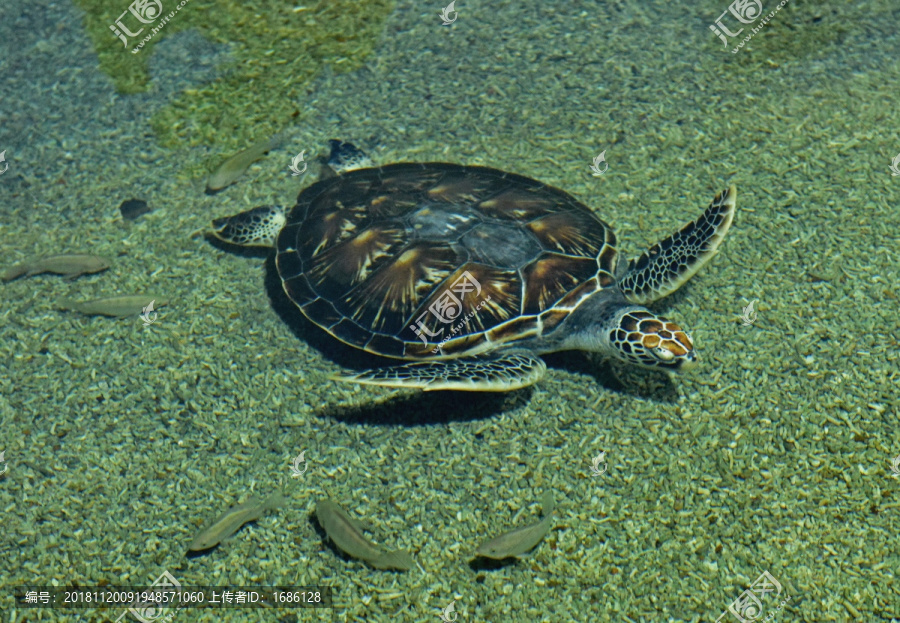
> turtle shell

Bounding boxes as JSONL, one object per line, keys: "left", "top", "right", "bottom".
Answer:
{"left": 275, "top": 163, "right": 620, "bottom": 360}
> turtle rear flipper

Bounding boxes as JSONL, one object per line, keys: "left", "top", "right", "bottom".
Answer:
{"left": 619, "top": 185, "right": 736, "bottom": 305}
{"left": 331, "top": 350, "right": 546, "bottom": 392}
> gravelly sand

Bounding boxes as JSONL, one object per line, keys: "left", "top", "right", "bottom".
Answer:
{"left": 1, "top": 0, "right": 899, "bottom": 622}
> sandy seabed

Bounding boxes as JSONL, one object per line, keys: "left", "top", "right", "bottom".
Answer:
{"left": 1, "top": 0, "right": 898, "bottom": 621}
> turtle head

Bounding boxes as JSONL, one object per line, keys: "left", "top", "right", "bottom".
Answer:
{"left": 557, "top": 296, "right": 697, "bottom": 371}
{"left": 557, "top": 300, "right": 697, "bottom": 371}
{"left": 602, "top": 306, "right": 697, "bottom": 371}
{"left": 211, "top": 204, "right": 286, "bottom": 247}
{"left": 325, "top": 140, "right": 374, "bottom": 174}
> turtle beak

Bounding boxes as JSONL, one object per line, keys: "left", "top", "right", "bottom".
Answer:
{"left": 672, "top": 346, "right": 699, "bottom": 371}
{"left": 642, "top": 321, "right": 697, "bottom": 371}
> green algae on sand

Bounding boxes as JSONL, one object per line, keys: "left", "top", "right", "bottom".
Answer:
{"left": 73, "top": 0, "right": 395, "bottom": 157}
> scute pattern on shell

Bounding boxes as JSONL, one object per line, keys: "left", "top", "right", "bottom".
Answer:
{"left": 275, "top": 162, "right": 620, "bottom": 359}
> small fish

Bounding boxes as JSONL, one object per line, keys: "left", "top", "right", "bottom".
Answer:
{"left": 2, "top": 254, "right": 110, "bottom": 282}
{"left": 119, "top": 198, "right": 151, "bottom": 221}
{"left": 474, "top": 492, "right": 556, "bottom": 560}
{"left": 188, "top": 492, "right": 286, "bottom": 551}
{"left": 315, "top": 498, "right": 415, "bottom": 571}
{"left": 206, "top": 134, "right": 282, "bottom": 194}
{"left": 59, "top": 295, "right": 169, "bottom": 317}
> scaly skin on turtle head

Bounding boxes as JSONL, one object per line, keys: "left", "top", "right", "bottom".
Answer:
{"left": 211, "top": 204, "right": 286, "bottom": 248}
{"left": 603, "top": 306, "right": 697, "bottom": 371}
{"left": 555, "top": 294, "right": 697, "bottom": 372}
{"left": 325, "top": 139, "right": 374, "bottom": 174}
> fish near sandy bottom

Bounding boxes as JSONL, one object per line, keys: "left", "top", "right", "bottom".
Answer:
{"left": 315, "top": 498, "right": 415, "bottom": 571}
{"left": 58, "top": 295, "right": 169, "bottom": 317}
{"left": 474, "top": 492, "right": 556, "bottom": 560}
{"left": 2, "top": 254, "right": 110, "bottom": 281}
{"left": 119, "top": 198, "right": 152, "bottom": 221}
{"left": 188, "top": 492, "right": 286, "bottom": 551}
{"left": 206, "top": 134, "right": 283, "bottom": 194}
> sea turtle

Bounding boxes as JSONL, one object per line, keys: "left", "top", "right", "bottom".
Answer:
{"left": 211, "top": 141, "right": 736, "bottom": 392}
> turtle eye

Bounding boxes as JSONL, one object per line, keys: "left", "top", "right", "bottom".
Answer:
{"left": 646, "top": 324, "right": 696, "bottom": 370}
{"left": 652, "top": 346, "right": 676, "bottom": 362}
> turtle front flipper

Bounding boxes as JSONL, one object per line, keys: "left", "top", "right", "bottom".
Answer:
{"left": 619, "top": 185, "right": 736, "bottom": 305}
{"left": 331, "top": 350, "right": 546, "bottom": 392}
{"left": 211, "top": 205, "right": 287, "bottom": 247}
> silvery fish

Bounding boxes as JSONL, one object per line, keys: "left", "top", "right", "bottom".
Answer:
{"left": 2, "top": 254, "right": 110, "bottom": 282}
{"left": 58, "top": 296, "right": 169, "bottom": 317}
{"left": 315, "top": 498, "right": 415, "bottom": 571}
{"left": 188, "top": 492, "right": 286, "bottom": 551}
{"left": 474, "top": 492, "right": 556, "bottom": 560}
{"left": 206, "top": 134, "right": 282, "bottom": 194}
